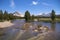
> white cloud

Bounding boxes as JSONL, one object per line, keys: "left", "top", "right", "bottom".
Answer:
{"left": 10, "top": 0, "right": 15, "bottom": 8}
{"left": 42, "top": 2, "right": 50, "bottom": 6}
{"left": 32, "top": 1, "right": 38, "bottom": 5}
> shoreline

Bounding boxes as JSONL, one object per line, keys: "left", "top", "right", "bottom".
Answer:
{"left": 0, "top": 21, "right": 14, "bottom": 28}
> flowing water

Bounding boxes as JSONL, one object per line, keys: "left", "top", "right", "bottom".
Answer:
{"left": 0, "top": 19, "right": 60, "bottom": 40}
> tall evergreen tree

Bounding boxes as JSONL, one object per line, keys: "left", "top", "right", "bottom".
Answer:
{"left": 24, "top": 11, "right": 31, "bottom": 22}
{"left": 4, "top": 11, "right": 9, "bottom": 20}
{"left": 51, "top": 10, "right": 56, "bottom": 22}
{"left": 0, "top": 10, "right": 3, "bottom": 20}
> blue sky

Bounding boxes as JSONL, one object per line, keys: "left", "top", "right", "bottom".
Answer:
{"left": 0, "top": 0, "right": 60, "bottom": 15}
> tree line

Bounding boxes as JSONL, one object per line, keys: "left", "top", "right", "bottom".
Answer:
{"left": 0, "top": 10, "right": 21, "bottom": 21}
{"left": 24, "top": 10, "right": 56, "bottom": 22}
{"left": 0, "top": 10, "right": 56, "bottom": 22}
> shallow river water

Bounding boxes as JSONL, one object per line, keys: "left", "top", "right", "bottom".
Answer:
{"left": 0, "top": 19, "right": 60, "bottom": 40}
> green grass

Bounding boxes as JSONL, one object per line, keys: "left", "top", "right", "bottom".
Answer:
{"left": 37, "top": 18, "right": 60, "bottom": 22}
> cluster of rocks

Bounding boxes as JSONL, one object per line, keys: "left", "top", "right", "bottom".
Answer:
{"left": 22, "top": 23, "right": 49, "bottom": 33}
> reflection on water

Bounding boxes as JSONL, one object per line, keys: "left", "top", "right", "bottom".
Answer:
{"left": 11, "top": 19, "right": 60, "bottom": 32}
{"left": 0, "top": 19, "right": 60, "bottom": 40}
{"left": 51, "top": 22, "right": 56, "bottom": 31}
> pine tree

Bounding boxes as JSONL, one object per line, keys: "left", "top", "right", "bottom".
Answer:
{"left": 24, "top": 11, "right": 31, "bottom": 22}
{"left": 51, "top": 10, "right": 56, "bottom": 22}
{"left": 0, "top": 10, "right": 3, "bottom": 20}
{"left": 4, "top": 11, "right": 9, "bottom": 20}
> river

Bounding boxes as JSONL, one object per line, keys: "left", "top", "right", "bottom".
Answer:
{"left": 0, "top": 19, "right": 60, "bottom": 40}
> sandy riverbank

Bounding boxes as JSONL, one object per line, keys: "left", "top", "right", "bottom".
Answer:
{"left": 0, "top": 21, "right": 14, "bottom": 28}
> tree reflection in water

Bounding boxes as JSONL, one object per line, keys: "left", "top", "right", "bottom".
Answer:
{"left": 51, "top": 22, "right": 56, "bottom": 31}
{"left": 27, "top": 22, "right": 60, "bottom": 40}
